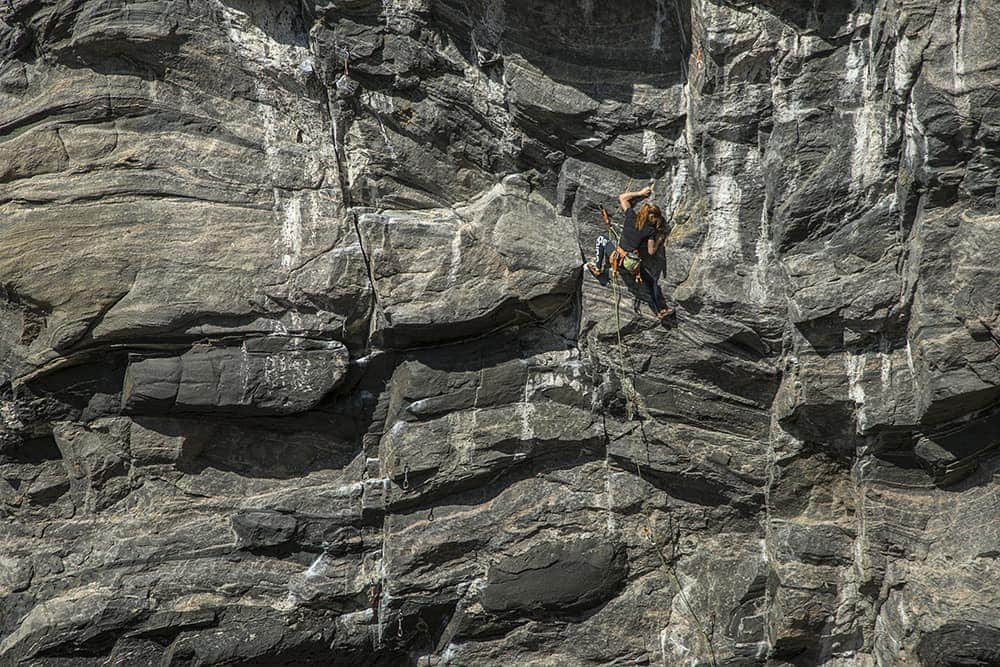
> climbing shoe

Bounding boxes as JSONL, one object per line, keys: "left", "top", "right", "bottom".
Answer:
{"left": 655, "top": 306, "right": 674, "bottom": 320}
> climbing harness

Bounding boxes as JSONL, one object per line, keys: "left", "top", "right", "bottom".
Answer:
{"left": 612, "top": 248, "right": 643, "bottom": 278}
{"left": 601, "top": 206, "right": 644, "bottom": 284}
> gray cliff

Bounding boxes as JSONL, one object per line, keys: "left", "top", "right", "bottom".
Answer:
{"left": 1, "top": 0, "right": 999, "bottom": 664}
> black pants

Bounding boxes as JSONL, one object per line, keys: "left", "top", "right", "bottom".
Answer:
{"left": 592, "top": 234, "right": 666, "bottom": 314}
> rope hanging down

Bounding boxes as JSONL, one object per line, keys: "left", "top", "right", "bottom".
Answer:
{"left": 598, "top": 204, "right": 640, "bottom": 419}
{"left": 596, "top": 191, "right": 717, "bottom": 665}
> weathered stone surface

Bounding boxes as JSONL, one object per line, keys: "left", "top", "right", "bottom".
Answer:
{"left": 480, "top": 538, "right": 627, "bottom": 616}
{"left": 2, "top": 0, "right": 1000, "bottom": 665}
{"left": 359, "top": 175, "right": 580, "bottom": 347}
{"left": 121, "top": 336, "right": 349, "bottom": 415}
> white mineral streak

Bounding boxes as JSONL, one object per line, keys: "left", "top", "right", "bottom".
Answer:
{"left": 749, "top": 203, "right": 773, "bottom": 304}
{"left": 703, "top": 141, "right": 745, "bottom": 260}
{"left": 240, "top": 340, "right": 251, "bottom": 401}
{"left": 879, "top": 335, "right": 892, "bottom": 388}
{"left": 218, "top": 0, "right": 309, "bottom": 72}
{"left": 906, "top": 338, "right": 917, "bottom": 378}
{"left": 447, "top": 228, "right": 464, "bottom": 288}
{"left": 954, "top": 0, "right": 966, "bottom": 92}
{"left": 953, "top": 0, "right": 972, "bottom": 123}
{"left": 663, "top": 575, "right": 697, "bottom": 665}
{"left": 604, "top": 460, "right": 616, "bottom": 533}
{"left": 845, "top": 39, "right": 873, "bottom": 192}
{"left": 383, "top": 0, "right": 393, "bottom": 32}
{"left": 517, "top": 373, "right": 536, "bottom": 443}
{"left": 279, "top": 194, "right": 303, "bottom": 270}
{"left": 440, "top": 643, "right": 459, "bottom": 663}
{"left": 642, "top": 129, "right": 660, "bottom": 163}
{"left": 366, "top": 91, "right": 400, "bottom": 160}
{"left": 846, "top": 352, "right": 868, "bottom": 433}
{"left": 304, "top": 553, "right": 327, "bottom": 580}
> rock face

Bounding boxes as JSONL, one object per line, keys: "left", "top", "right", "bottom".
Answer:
{"left": 121, "top": 336, "right": 350, "bottom": 416}
{"left": 1, "top": 0, "right": 999, "bottom": 664}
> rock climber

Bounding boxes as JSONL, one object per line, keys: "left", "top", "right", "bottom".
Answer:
{"left": 586, "top": 185, "right": 673, "bottom": 319}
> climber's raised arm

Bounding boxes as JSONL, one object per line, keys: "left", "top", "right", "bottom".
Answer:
{"left": 619, "top": 185, "right": 652, "bottom": 211}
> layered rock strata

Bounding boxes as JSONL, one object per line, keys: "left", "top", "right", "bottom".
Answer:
{"left": 1, "top": 0, "right": 999, "bottom": 664}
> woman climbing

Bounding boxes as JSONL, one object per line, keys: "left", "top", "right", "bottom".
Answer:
{"left": 586, "top": 185, "right": 673, "bottom": 319}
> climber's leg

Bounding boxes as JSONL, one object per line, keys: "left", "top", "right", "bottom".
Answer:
{"left": 639, "top": 262, "right": 673, "bottom": 319}
{"left": 586, "top": 234, "right": 613, "bottom": 278}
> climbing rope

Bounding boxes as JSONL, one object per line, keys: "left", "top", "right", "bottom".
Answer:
{"left": 609, "top": 262, "right": 639, "bottom": 419}
{"left": 597, "top": 204, "right": 640, "bottom": 419}
{"left": 596, "top": 190, "right": 718, "bottom": 665}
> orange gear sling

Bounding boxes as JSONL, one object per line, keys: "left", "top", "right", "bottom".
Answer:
{"left": 600, "top": 206, "right": 643, "bottom": 284}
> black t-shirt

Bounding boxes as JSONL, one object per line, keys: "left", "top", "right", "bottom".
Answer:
{"left": 619, "top": 206, "right": 656, "bottom": 253}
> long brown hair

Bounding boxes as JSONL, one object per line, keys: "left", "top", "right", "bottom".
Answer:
{"left": 636, "top": 203, "right": 665, "bottom": 232}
